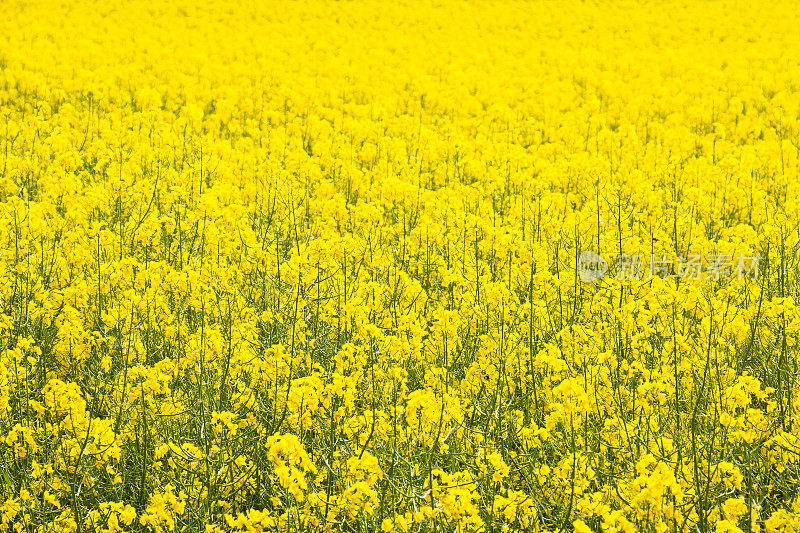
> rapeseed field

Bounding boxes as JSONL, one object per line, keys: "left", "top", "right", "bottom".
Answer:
{"left": 2, "top": 1, "right": 800, "bottom": 532}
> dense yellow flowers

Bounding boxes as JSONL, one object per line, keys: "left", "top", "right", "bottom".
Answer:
{"left": 2, "top": 0, "right": 800, "bottom": 532}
